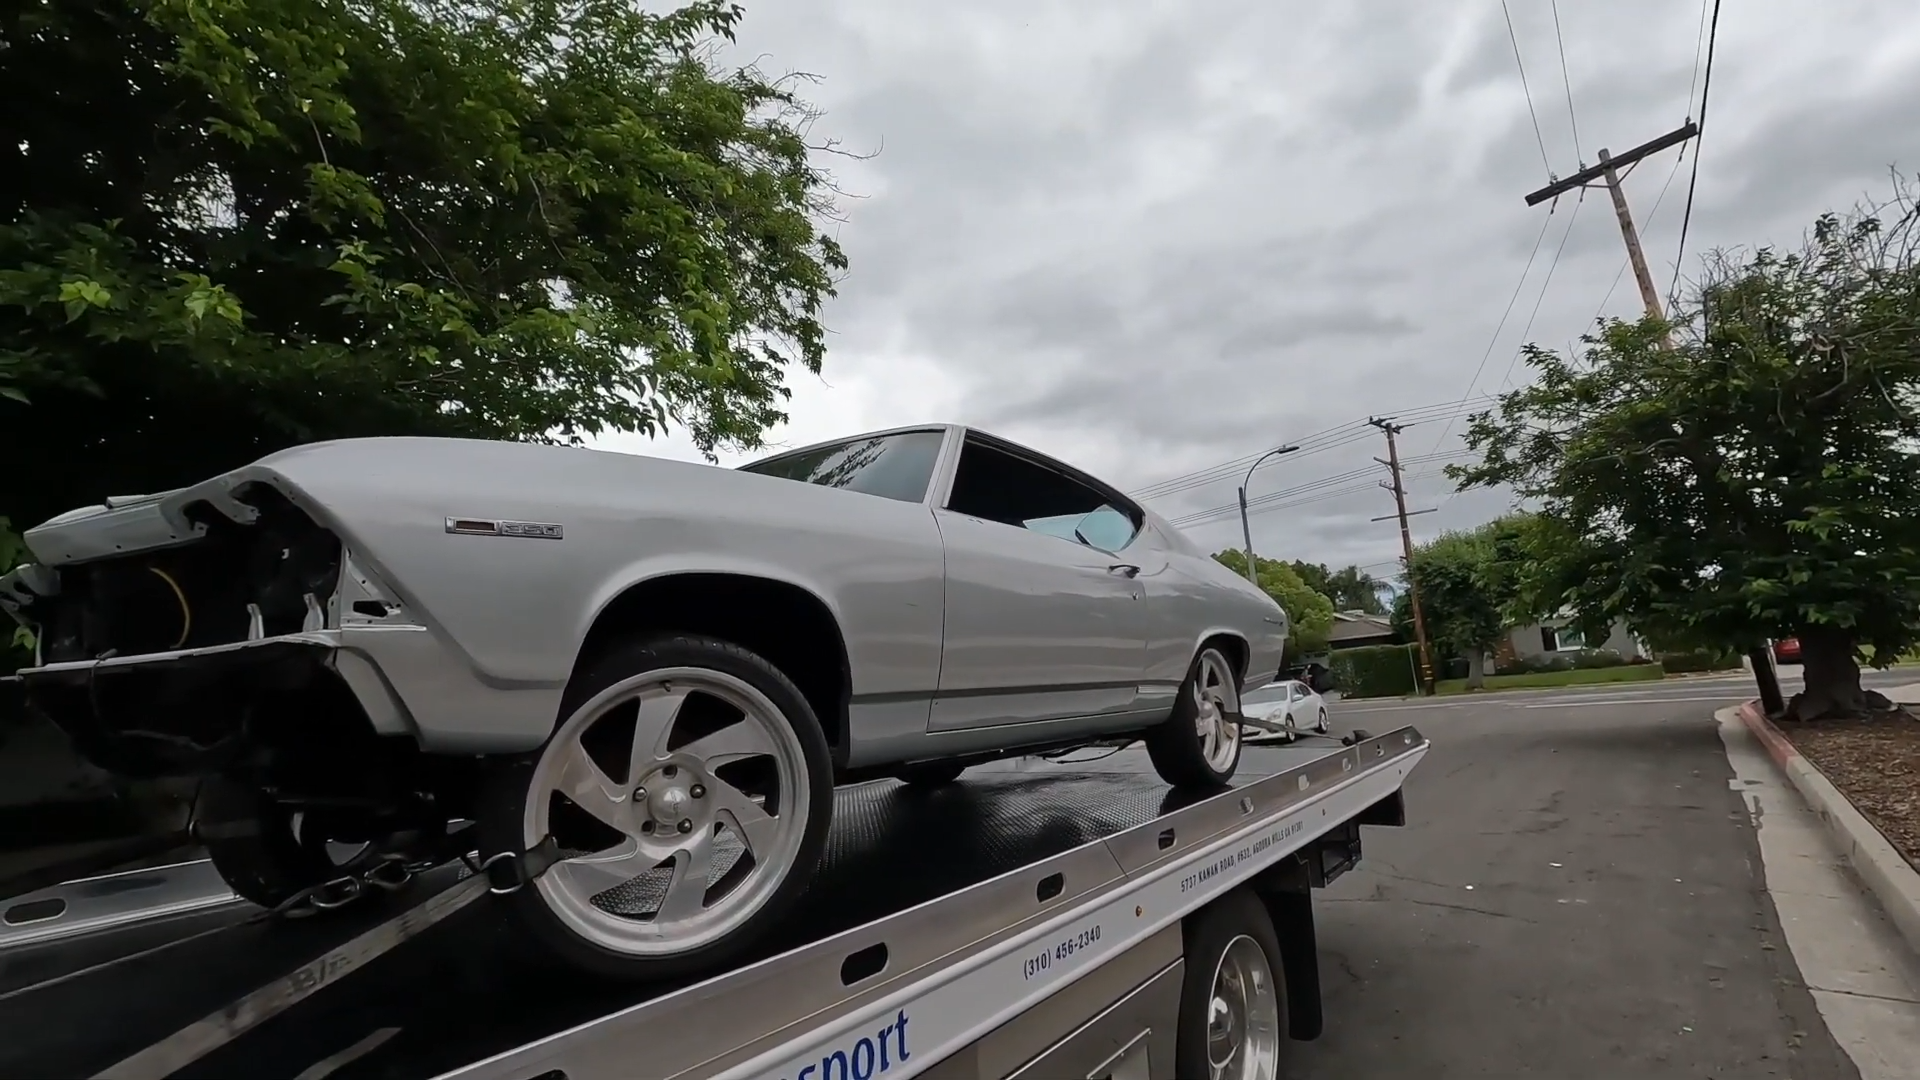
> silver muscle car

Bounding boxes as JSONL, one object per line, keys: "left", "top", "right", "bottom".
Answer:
{"left": 1, "top": 424, "right": 1289, "bottom": 978}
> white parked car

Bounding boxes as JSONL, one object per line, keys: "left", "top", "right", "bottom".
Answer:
{"left": 1, "top": 424, "right": 1289, "bottom": 979}
{"left": 1241, "top": 679, "right": 1329, "bottom": 742}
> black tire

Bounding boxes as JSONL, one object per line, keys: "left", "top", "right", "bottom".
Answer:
{"left": 1176, "top": 888, "right": 1289, "bottom": 1080}
{"left": 476, "top": 633, "right": 833, "bottom": 981}
{"left": 198, "top": 776, "right": 349, "bottom": 909}
{"left": 1146, "top": 646, "right": 1243, "bottom": 789}
{"left": 1315, "top": 708, "right": 1329, "bottom": 734}
{"left": 894, "top": 762, "right": 966, "bottom": 786}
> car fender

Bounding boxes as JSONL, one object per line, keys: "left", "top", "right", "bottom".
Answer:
{"left": 576, "top": 554, "right": 850, "bottom": 660}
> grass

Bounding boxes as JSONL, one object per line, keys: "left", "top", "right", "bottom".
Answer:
{"left": 1431, "top": 664, "right": 1668, "bottom": 695}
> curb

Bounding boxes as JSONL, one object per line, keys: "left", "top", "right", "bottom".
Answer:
{"left": 1737, "top": 699, "right": 1920, "bottom": 961}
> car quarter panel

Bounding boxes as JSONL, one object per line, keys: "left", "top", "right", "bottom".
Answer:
{"left": 1136, "top": 534, "right": 1289, "bottom": 694}
{"left": 226, "top": 438, "right": 949, "bottom": 753}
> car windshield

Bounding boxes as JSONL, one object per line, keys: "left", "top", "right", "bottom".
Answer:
{"left": 1242, "top": 683, "right": 1289, "bottom": 706}
{"left": 737, "top": 430, "right": 945, "bottom": 504}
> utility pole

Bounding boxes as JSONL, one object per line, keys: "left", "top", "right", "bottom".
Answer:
{"left": 1525, "top": 120, "right": 1696, "bottom": 342}
{"left": 1523, "top": 119, "right": 1786, "bottom": 716}
{"left": 1368, "top": 417, "right": 1438, "bottom": 695}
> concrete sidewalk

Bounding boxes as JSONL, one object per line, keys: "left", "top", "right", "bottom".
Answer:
{"left": 1720, "top": 701, "right": 1920, "bottom": 1080}
{"left": 1738, "top": 682, "right": 1920, "bottom": 962}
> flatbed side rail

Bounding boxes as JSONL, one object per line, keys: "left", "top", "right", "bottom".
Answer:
{"left": 438, "top": 726, "right": 1429, "bottom": 1080}
{"left": 0, "top": 858, "right": 242, "bottom": 952}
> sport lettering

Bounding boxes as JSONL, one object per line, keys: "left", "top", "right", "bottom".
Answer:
{"left": 784, "top": 1009, "right": 910, "bottom": 1080}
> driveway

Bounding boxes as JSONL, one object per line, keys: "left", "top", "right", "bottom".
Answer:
{"left": 1287, "top": 673, "right": 1920, "bottom": 1079}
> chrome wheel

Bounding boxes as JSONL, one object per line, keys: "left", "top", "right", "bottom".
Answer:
{"left": 1206, "top": 934, "right": 1282, "bottom": 1080}
{"left": 1192, "top": 650, "right": 1242, "bottom": 773}
{"left": 524, "top": 666, "right": 811, "bottom": 957}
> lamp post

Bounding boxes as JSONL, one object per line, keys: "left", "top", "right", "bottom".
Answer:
{"left": 1237, "top": 444, "right": 1301, "bottom": 588}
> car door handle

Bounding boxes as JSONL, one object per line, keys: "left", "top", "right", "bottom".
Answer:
{"left": 1107, "top": 563, "right": 1140, "bottom": 578}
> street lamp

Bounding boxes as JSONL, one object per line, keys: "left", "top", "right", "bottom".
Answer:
{"left": 1237, "top": 443, "right": 1301, "bottom": 587}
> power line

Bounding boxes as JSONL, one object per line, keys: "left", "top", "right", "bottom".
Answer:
{"left": 1127, "top": 396, "right": 1492, "bottom": 501}
{"left": 1669, "top": 0, "right": 1723, "bottom": 300}
{"left": 1167, "top": 452, "right": 1467, "bottom": 529}
{"left": 1169, "top": 458, "right": 1436, "bottom": 528}
{"left": 1501, "top": 0, "right": 1555, "bottom": 178}
{"left": 1139, "top": 414, "right": 1476, "bottom": 510}
{"left": 1129, "top": 421, "right": 1373, "bottom": 500}
{"left": 1424, "top": 208, "right": 1559, "bottom": 458}
{"left": 1686, "top": 0, "right": 1712, "bottom": 121}
{"left": 1549, "top": 0, "right": 1584, "bottom": 167}
{"left": 1499, "top": 189, "right": 1587, "bottom": 389}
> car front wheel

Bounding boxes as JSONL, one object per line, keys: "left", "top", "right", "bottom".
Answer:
{"left": 477, "top": 633, "right": 832, "bottom": 980}
{"left": 1146, "top": 646, "right": 1243, "bottom": 788}
{"left": 200, "top": 777, "right": 373, "bottom": 910}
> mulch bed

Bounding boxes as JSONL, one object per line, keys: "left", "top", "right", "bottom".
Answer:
{"left": 1778, "top": 712, "right": 1920, "bottom": 873}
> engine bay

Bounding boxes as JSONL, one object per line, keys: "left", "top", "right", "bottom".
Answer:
{"left": 11, "top": 484, "right": 344, "bottom": 667}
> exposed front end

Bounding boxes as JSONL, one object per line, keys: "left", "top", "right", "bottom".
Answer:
{"left": 2, "top": 479, "right": 475, "bottom": 904}
{"left": 0, "top": 481, "right": 444, "bottom": 802}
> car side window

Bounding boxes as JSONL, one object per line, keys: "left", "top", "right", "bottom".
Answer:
{"left": 737, "top": 430, "right": 946, "bottom": 504}
{"left": 946, "top": 439, "right": 1143, "bottom": 552}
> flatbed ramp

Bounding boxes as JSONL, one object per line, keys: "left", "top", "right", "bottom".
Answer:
{"left": 0, "top": 729, "right": 1426, "bottom": 1080}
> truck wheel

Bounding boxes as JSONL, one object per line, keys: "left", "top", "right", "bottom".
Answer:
{"left": 894, "top": 762, "right": 966, "bottom": 787}
{"left": 1146, "top": 647, "right": 1243, "bottom": 788}
{"left": 198, "top": 777, "right": 354, "bottom": 910}
{"left": 1177, "top": 888, "right": 1287, "bottom": 1080}
{"left": 479, "top": 633, "right": 832, "bottom": 980}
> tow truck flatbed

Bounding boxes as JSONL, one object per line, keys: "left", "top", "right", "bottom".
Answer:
{"left": 0, "top": 729, "right": 1426, "bottom": 1080}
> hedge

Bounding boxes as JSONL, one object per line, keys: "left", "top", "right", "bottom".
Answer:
{"left": 1658, "top": 648, "right": 1745, "bottom": 674}
{"left": 1328, "top": 644, "right": 1420, "bottom": 699}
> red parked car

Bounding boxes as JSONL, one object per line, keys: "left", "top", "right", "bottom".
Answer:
{"left": 1773, "top": 637, "right": 1802, "bottom": 664}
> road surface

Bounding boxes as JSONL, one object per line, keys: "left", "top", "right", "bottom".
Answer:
{"left": 1288, "top": 671, "right": 1920, "bottom": 1079}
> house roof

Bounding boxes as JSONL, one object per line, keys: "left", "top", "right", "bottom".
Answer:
{"left": 1327, "top": 613, "right": 1395, "bottom": 643}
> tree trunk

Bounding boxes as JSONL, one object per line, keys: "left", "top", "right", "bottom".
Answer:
{"left": 1465, "top": 649, "right": 1486, "bottom": 691}
{"left": 1782, "top": 626, "right": 1893, "bottom": 721}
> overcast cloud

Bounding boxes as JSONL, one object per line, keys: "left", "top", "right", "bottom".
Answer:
{"left": 593, "top": 0, "right": 1920, "bottom": 581}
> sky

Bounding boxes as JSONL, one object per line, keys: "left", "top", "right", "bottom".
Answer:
{"left": 592, "top": 0, "right": 1920, "bottom": 581}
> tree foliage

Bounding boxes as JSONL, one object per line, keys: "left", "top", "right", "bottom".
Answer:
{"left": 1, "top": 0, "right": 847, "bottom": 533}
{"left": 1452, "top": 180, "right": 1920, "bottom": 719}
{"left": 1379, "top": 516, "right": 1533, "bottom": 687}
{"left": 1414, "top": 521, "right": 1523, "bottom": 643}
{"left": 1290, "top": 561, "right": 1387, "bottom": 614}
{"left": 1210, "top": 550, "right": 1336, "bottom": 655}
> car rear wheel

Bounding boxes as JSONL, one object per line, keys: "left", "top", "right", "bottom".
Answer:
{"left": 1314, "top": 708, "right": 1329, "bottom": 735}
{"left": 1146, "top": 646, "right": 1243, "bottom": 788}
{"left": 478, "top": 633, "right": 832, "bottom": 980}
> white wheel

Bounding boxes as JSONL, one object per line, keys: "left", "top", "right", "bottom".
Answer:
{"left": 1314, "top": 709, "right": 1329, "bottom": 735}
{"left": 1146, "top": 647, "right": 1244, "bottom": 787}
{"left": 481, "top": 634, "right": 831, "bottom": 979}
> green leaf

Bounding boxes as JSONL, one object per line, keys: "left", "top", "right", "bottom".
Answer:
{"left": 6, "top": 0, "right": 846, "bottom": 533}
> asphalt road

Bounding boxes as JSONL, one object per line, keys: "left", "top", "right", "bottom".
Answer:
{"left": 1280, "top": 671, "right": 1919, "bottom": 1080}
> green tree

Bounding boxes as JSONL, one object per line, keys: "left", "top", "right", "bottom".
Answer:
{"left": 1, "top": 0, "right": 846, "bottom": 534}
{"left": 1290, "top": 561, "right": 1387, "bottom": 614}
{"left": 1452, "top": 184, "right": 1920, "bottom": 720}
{"left": 1394, "top": 517, "right": 1531, "bottom": 689}
{"left": 1211, "top": 550, "right": 1336, "bottom": 657}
